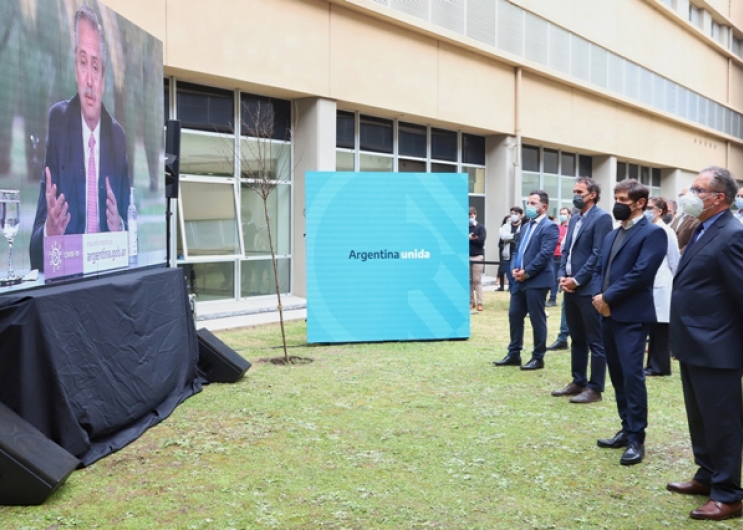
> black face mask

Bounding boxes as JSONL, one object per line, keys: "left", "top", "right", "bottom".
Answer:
{"left": 612, "top": 202, "right": 632, "bottom": 221}
{"left": 662, "top": 213, "right": 672, "bottom": 224}
{"left": 572, "top": 194, "right": 586, "bottom": 210}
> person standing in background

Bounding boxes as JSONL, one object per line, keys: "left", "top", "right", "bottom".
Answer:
{"left": 644, "top": 197, "right": 679, "bottom": 377}
{"left": 547, "top": 208, "right": 570, "bottom": 307}
{"left": 671, "top": 188, "right": 700, "bottom": 253}
{"left": 496, "top": 214, "right": 510, "bottom": 291}
{"left": 469, "top": 207, "right": 486, "bottom": 312}
{"left": 734, "top": 187, "right": 743, "bottom": 222}
{"left": 499, "top": 207, "right": 523, "bottom": 293}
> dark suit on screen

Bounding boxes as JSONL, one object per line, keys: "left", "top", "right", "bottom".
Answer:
{"left": 507, "top": 216, "right": 559, "bottom": 361}
{"left": 29, "top": 93, "right": 130, "bottom": 271}
{"left": 671, "top": 209, "right": 743, "bottom": 504}
{"left": 559, "top": 205, "right": 613, "bottom": 392}
{"left": 592, "top": 217, "right": 666, "bottom": 445}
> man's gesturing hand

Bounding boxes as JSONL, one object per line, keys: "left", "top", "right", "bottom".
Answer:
{"left": 44, "top": 167, "right": 70, "bottom": 236}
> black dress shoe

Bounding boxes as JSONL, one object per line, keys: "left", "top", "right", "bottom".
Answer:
{"left": 546, "top": 300, "right": 557, "bottom": 307}
{"left": 597, "top": 430, "right": 628, "bottom": 449}
{"left": 620, "top": 442, "right": 644, "bottom": 465}
{"left": 493, "top": 355, "right": 521, "bottom": 366}
{"left": 546, "top": 340, "right": 569, "bottom": 351}
{"left": 520, "top": 358, "right": 544, "bottom": 371}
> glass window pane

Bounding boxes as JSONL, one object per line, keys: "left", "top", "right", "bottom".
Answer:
{"left": 579, "top": 155, "right": 593, "bottom": 177}
{"left": 522, "top": 145, "right": 540, "bottom": 172}
{"left": 561, "top": 176, "right": 576, "bottom": 202}
{"left": 548, "top": 199, "right": 559, "bottom": 219}
{"left": 240, "top": 93, "right": 291, "bottom": 141}
{"left": 181, "top": 262, "right": 235, "bottom": 301}
{"left": 543, "top": 174, "right": 559, "bottom": 204}
{"left": 360, "top": 115, "right": 393, "bottom": 153}
{"left": 561, "top": 152, "right": 575, "bottom": 176}
{"left": 544, "top": 148, "right": 559, "bottom": 174}
{"left": 431, "top": 162, "right": 457, "bottom": 173}
{"left": 465, "top": 166, "right": 485, "bottom": 194}
{"left": 617, "top": 161, "right": 627, "bottom": 181}
{"left": 652, "top": 168, "right": 661, "bottom": 187}
{"left": 640, "top": 166, "right": 650, "bottom": 185}
{"left": 240, "top": 137, "right": 291, "bottom": 181}
{"left": 399, "top": 122, "right": 427, "bottom": 158}
{"left": 462, "top": 134, "right": 485, "bottom": 165}
{"left": 177, "top": 82, "right": 234, "bottom": 132}
{"left": 431, "top": 128, "right": 457, "bottom": 161}
{"left": 522, "top": 171, "right": 540, "bottom": 198}
{"left": 359, "top": 153, "right": 393, "bottom": 171}
{"left": 180, "top": 131, "right": 234, "bottom": 176}
{"left": 629, "top": 164, "right": 639, "bottom": 180}
{"left": 399, "top": 159, "right": 426, "bottom": 172}
{"left": 336, "top": 111, "right": 355, "bottom": 149}
{"left": 336, "top": 150, "right": 354, "bottom": 171}
{"left": 241, "top": 258, "right": 290, "bottom": 297}
{"left": 240, "top": 183, "right": 291, "bottom": 256}
{"left": 180, "top": 180, "right": 240, "bottom": 256}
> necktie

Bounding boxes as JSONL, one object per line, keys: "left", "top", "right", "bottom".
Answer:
{"left": 684, "top": 223, "right": 704, "bottom": 255}
{"left": 515, "top": 222, "right": 534, "bottom": 270}
{"left": 86, "top": 134, "right": 98, "bottom": 233}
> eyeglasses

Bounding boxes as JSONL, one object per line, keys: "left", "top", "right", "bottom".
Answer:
{"left": 689, "top": 187, "right": 722, "bottom": 196}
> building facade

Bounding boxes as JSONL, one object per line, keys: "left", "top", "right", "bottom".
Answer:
{"left": 105, "top": 0, "right": 743, "bottom": 308}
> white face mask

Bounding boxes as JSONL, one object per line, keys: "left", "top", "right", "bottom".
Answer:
{"left": 510, "top": 214, "right": 520, "bottom": 223}
{"left": 678, "top": 191, "right": 707, "bottom": 218}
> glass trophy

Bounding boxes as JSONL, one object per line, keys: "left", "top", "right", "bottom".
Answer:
{"left": 0, "top": 189, "right": 22, "bottom": 286}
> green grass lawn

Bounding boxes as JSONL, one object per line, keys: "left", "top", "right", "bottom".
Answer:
{"left": 0, "top": 291, "right": 724, "bottom": 529}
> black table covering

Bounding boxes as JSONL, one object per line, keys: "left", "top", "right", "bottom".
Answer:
{"left": 0, "top": 268, "right": 203, "bottom": 466}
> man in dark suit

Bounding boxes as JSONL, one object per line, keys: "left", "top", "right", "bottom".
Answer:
{"left": 551, "top": 177, "right": 613, "bottom": 404}
{"left": 29, "top": 5, "right": 129, "bottom": 272}
{"left": 591, "top": 179, "right": 666, "bottom": 466}
{"left": 494, "top": 190, "right": 559, "bottom": 371}
{"left": 667, "top": 166, "right": 743, "bottom": 521}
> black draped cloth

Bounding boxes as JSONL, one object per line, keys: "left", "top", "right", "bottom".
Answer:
{"left": 0, "top": 268, "right": 203, "bottom": 466}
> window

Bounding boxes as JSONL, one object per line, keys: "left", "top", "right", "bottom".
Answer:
{"left": 240, "top": 93, "right": 291, "bottom": 141}
{"left": 522, "top": 145, "right": 540, "bottom": 172}
{"left": 462, "top": 134, "right": 485, "bottom": 165}
{"left": 579, "top": 155, "right": 593, "bottom": 178}
{"left": 336, "top": 111, "right": 355, "bottom": 149}
{"left": 689, "top": 5, "right": 700, "bottom": 27}
{"left": 399, "top": 122, "right": 427, "bottom": 158}
{"left": 616, "top": 161, "right": 662, "bottom": 197}
{"left": 543, "top": 149, "right": 559, "bottom": 174}
{"left": 560, "top": 152, "right": 575, "bottom": 176}
{"left": 360, "top": 115, "right": 393, "bottom": 153}
{"left": 521, "top": 144, "right": 582, "bottom": 216}
{"left": 431, "top": 128, "right": 457, "bottom": 162}
{"left": 178, "top": 180, "right": 242, "bottom": 259}
{"left": 177, "top": 82, "right": 234, "bottom": 133}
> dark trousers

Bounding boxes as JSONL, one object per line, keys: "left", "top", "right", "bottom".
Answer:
{"left": 565, "top": 293, "right": 606, "bottom": 392}
{"left": 549, "top": 256, "right": 561, "bottom": 302}
{"left": 680, "top": 362, "right": 743, "bottom": 504}
{"left": 508, "top": 287, "right": 549, "bottom": 361}
{"left": 646, "top": 322, "right": 671, "bottom": 375}
{"left": 556, "top": 296, "right": 569, "bottom": 343}
{"left": 602, "top": 318, "right": 650, "bottom": 444}
{"left": 502, "top": 260, "right": 513, "bottom": 292}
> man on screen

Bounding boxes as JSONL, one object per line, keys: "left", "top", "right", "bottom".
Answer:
{"left": 29, "top": 5, "right": 130, "bottom": 272}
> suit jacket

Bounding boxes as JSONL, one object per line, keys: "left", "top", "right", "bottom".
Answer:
{"left": 591, "top": 216, "right": 667, "bottom": 323}
{"left": 512, "top": 216, "right": 559, "bottom": 292}
{"left": 558, "top": 205, "right": 613, "bottom": 296}
{"left": 670, "top": 210, "right": 743, "bottom": 369}
{"left": 29, "top": 94, "right": 130, "bottom": 271}
{"left": 672, "top": 213, "right": 699, "bottom": 252}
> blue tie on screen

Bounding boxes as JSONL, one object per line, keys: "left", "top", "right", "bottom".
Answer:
{"left": 515, "top": 222, "right": 533, "bottom": 270}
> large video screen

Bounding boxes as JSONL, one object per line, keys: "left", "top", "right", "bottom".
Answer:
{"left": 0, "top": 0, "right": 165, "bottom": 293}
{"left": 306, "top": 172, "right": 470, "bottom": 343}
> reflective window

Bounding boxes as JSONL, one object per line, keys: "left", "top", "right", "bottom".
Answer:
{"left": 360, "top": 115, "right": 393, "bottom": 153}
{"left": 179, "top": 180, "right": 241, "bottom": 257}
{"left": 337, "top": 111, "right": 355, "bottom": 149}
{"left": 240, "top": 93, "right": 291, "bottom": 141}
{"left": 180, "top": 130, "right": 234, "bottom": 176}
{"left": 431, "top": 128, "right": 457, "bottom": 161}
{"left": 462, "top": 134, "right": 485, "bottom": 165}
{"left": 399, "top": 122, "right": 427, "bottom": 158}
{"left": 543, "top": 149, "right": 559, "bottom": 174}
{"left": 336, "top": 151, "right": 354, "bottom": 171}
{"left": 522, "top": 145, "right": 540, "bottom": 172}
{"left": 399, "top": 159, "right": 426, "bottom": 172}
{"left": 241, "top": 258, "right": 291, "bottom": 298}
{"left": 360, "top": 153, "right": 393, "bottom": 171}
{"left": 561, "top": 152, "right": 575, "bottom": 176}
{"left": 239, "top": 137, "right": 291, "bottom": 181}
{"left": 240, "top": 182, "right": 291, "bottom": 256}
{"left": 177, "top": 82, "right": 233, "bottom": 133}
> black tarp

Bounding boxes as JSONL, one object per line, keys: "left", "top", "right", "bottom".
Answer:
{"left": 0, "top": 267, "right": 203, "bottom": 466}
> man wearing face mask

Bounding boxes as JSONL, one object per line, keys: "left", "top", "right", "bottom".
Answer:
{"left": 667, "top": 167, "right": 743, "bottom": 521}
{"left": 591, "top": 179, "right": 666, "bottom": 466}
{"left": 734, "top": 187, "right": 743, "bottom": 222}
{"left": 499, "top": 207, "right": 523, "bottom": 293}
{"left": 671, "top": 188, "right": 700, "bottom": 253}
{"left": 494, "top": 190, "right": 559, "bottom": 371}
{"left": 469, "top": 207, "right": 487, "bottom": 311}
{"left": 551, "top": 177, "right": 613, "bottom": 404}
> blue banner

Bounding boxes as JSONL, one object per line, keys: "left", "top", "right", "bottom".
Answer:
{"left": 306, "top": 172, "right": 470, "bottom": 343}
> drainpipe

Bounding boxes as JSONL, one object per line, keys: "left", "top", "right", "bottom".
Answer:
{"left": 514, "top": 67, "right": 522, "bottom": 207}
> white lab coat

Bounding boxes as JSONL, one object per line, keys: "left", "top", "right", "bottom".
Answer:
{"left": 652, "top": 221, "right": 679, "bottom": 323}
